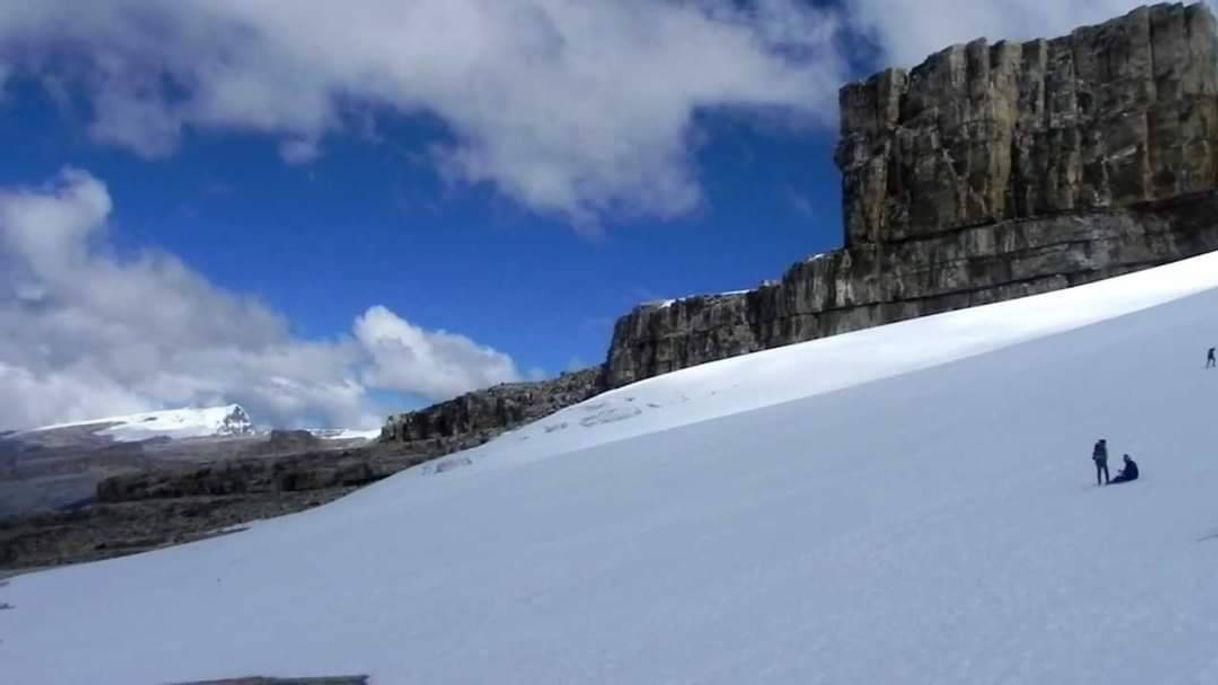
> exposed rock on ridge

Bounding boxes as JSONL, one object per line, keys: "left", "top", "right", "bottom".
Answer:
{"left": 380, "top": 368, "right": 605, "bottom": 453}
{"left": 607, "top": 194, "right": 1218, "bottom": 385}
{"left": 605, "top": 3, "right": 1218, "bottom": 388}
{"left": 94, "top": 451, "right": 383, "bottom": 503}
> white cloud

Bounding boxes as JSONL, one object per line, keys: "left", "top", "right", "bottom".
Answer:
{"left": 0, "top": 1, "right": 1199, "bottom": 224}
{"left": 0, "top": 169, "right": 523, "bottom": 431}
{"left": 0, "top": 0, "right": 845, "bottom": 222}
{"left": 0, "top": 0, "right": 1174, "bottom": 223}
{"left": 354, "top": 306, "right": 521, "bottom": 400}
{"left": 846, "top": 0, "right": 1176, "bottom": 69}
{"left": 279, "top": 137, "right": 322, "bottom": 165}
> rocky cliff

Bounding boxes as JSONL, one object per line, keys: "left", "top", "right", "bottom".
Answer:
{"left": 605, "top": 3, "right": 1218, "bottom": 388}
{"left": 379, "top": 368, "right": 605, "bottom": 453}
{"left": 839, "top": 3, "right": 1218, "bottom": 243}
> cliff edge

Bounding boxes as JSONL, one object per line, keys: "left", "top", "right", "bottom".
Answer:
{"left": 605, "top": 3, "right": 1218, "bottom": 388}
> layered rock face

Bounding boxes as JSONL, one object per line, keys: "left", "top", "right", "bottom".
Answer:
{"left": 94, "top": 451, "right": 384, "bottom": 503}
{"left": 837, "top": 2, "right": 1218, "bottom": 244}
{"left": 606, "top": 3, "right": 1218, "bottom": 388}
{"left": 380, "top": 368, "right": 605, "bottom": 452}
{"left": 606, "top": 294, "right": 760, "bottom": 384}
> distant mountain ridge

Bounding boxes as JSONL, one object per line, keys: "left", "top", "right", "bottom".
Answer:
{"left": 22, "top": 404, "right": 256, "bottom": 442}
{"left": 0, "top": 403, "right": 384, "bottom": 521}
{"left": 14, "top": 405, "right": 382, "bottom": 445}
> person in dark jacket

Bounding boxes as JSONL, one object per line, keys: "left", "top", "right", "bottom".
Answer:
{"left": 1092, "top": 439, "right": 1109, "bottom": 486}
{"left": 1109, "top": 454, "right": 1140, "bottom": 484}
{"left": 1208, "top": 347, "right": 1216, "bottom": 368}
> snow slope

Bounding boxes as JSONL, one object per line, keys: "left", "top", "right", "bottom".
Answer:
{"left": 26, "top": 403, "right": 255, "bottom": 442}
{"left": 4, "top": 254, "right": 1218, "bottom": 683}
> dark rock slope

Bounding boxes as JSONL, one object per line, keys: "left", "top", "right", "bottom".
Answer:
{"left": 380, "top": 368, "right": 605, "bottom": 453}
{"left": 1, "top": 444, "right": 428, "bottom": 570}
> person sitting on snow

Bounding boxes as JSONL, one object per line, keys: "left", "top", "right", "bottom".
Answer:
{"left": 1109, "top": 454, "right": 1139, "bottom": 484}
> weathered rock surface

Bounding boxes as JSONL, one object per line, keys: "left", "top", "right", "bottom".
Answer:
{"left": 94, "top": 448, "right": 401, "bottom": 503}
{"left": 1, "top": 446, "right": 432, "bottom": 569}
{"left": 606, "top": 294, "right": 760, "bottom": 386}
{"left": 837, "top": 2, "right": 1218, "bottom": 243}
{"left": 380, "top": 368, "right": 605, "bottom": 450}
{"left": 0, "top": 492, "right": 324, "bottom": 569}
{"left": 244, "top": 429, "right": 324, "bottom": 456}
{"left": 605, "top": 3, "right": 1218, "bottom": 388}
{"left": 608, "top": 189, "right": 1218, "bottom": 386}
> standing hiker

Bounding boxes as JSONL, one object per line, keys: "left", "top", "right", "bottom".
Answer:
{"left": 1092, "top": 439, "right": 1110, "bottom": 486}
{"left": 1208, "top": 347, "right": 1216, "bottom": 368}
{"left": 1109, "top": 454, "right": 1140, "bottom": 484}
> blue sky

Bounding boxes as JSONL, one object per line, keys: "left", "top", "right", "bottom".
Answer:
{"left": 0, "top": 0, "right": 1152, "bottom": 429}
{"left": 0, "top": 83, "right": 844, "bottom": 372}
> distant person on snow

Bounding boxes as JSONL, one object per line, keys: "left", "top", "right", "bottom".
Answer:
{"left": 1092, "top": 439, "right": 1110, "bottom": 486}
{"left": 1109, "top": 454, "right": 1140, "bottom": 484}
{"left": 1208, "top": 347, "right": 1216, "bottom": 368}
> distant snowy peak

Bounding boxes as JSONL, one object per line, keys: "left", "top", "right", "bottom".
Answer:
{"left": 212, "top": 405, "right": 255, "bottom": 437}
{"left": 18, "top": 405, "right": 383, "bottom": 445}
{"left": 31, "top": 404, "right": 256, "bottom": 442}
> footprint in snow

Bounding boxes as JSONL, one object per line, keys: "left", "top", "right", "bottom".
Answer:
{"left": 429, "top": 457, "right": 473, "bottom": 474}
{"left": 579, "top": 405, "right": 642, "bottom": 427}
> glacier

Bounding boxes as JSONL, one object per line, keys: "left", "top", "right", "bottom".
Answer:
{"left": 3, "top": 253, "right": 1218, "bottom": 683}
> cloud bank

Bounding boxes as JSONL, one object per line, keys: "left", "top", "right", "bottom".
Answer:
{"left": 0, "top": 170, "right": 522, "bottom": 430}
{"left": 0, "top": 0, "right": 1176, "bottom": 223}
{"left": 0, "top": 0, "right": 843, "bottom": 222}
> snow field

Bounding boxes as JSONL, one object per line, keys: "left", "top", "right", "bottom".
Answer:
{"left": 4, "top": 253, "right": 1218, "bottom": 683}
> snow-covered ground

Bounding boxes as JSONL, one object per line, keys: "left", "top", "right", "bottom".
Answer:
{"left": 25, "top": 403, "right": 255, "bottom": 442}
{"left": 4, "top": 253, "right": 1218, "bottom": 683}
{"left": 307, "top": 427, "right": 382, "bottom": 442}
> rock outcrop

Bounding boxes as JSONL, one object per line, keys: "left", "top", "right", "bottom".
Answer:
{"left": 838, "top": 3, "right": 1218, "bottom": 243}
{"left": 2, "top": 444, "right": 435, "bottom": 570}
{"left": 605, "top": 3, "right": 1218, "bottom": 388}
{"left": 215, "top": 404, "right": 256, "bottom": 437}
{"left": 379, "top": 368, "right": 605, "bottom": 451}
{"left": 247, "top": 429, "right": 323, "bottom": 456}
{"left": 94, "top": 449, "right": 395, "bottom": 503}
{"left": 1, "top": 490, "right": 342, "bottom": 569}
